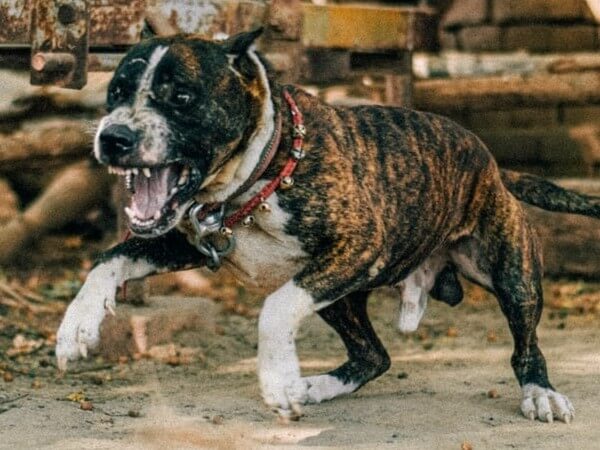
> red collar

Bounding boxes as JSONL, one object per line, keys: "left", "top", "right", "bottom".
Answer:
{"left": 192, "top": 88, "right": 305, "bottom": 230}
{"left": 184, "top": 89, "right": 306, "bottom": 269}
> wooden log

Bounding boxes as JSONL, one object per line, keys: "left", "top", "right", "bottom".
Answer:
{"left": 414, "top": 72, "right": 600, "bottom": 112}
{"left": 0, "top": 178, "right": 19, "bottom": 224}
{"left": 0, "top": 120, "right": 93, "bottom": 171}
{"left": 413, "top": 52, "right": 600, "bottom": 79}
{"left": 525, "top": 179, "right": 600, "bottom": 278}
{"left": 0, "top": 162, "right": 111, "bottom": 264}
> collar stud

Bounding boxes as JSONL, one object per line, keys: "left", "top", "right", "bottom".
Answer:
{"left": 280, "top": 176, "right": 294, "bottom": 189}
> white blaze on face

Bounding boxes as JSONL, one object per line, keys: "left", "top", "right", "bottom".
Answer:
{"left": 94, "top": 45, "right": 171, "bottom": 166}
{"left": 134, "top": 45, "right": 169, "bottom": 109}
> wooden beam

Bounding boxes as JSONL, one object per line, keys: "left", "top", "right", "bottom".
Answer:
{"left": 415, "top": 72, "right": 600, "bottom": 112}
{"left": 302, "top": 4, "right": 435, "bottom": 51}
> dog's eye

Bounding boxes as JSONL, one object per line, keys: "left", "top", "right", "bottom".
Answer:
{"left": 156, "top": 84, "right": 193, "bottom": 108}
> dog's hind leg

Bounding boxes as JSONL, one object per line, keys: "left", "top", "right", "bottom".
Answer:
{"left": 454, "top": 191, "right": 574, "bottom": 423}
{"left": 303, "top": 291, "right": 390, "bottom": 404}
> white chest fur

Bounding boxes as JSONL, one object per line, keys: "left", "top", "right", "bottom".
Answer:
{"left": 222, "top": 188, "right": 308, "bottom": 294}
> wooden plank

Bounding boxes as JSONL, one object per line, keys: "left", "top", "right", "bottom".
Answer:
{"left": 414, "top": 72, "right": 600, "bottom": 112}
{"left": 302, "top": 3, "right": 415, "bottom": 51}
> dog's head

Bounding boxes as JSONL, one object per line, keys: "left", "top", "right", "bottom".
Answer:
{"left": 95, "top": 29, "right": 274, "bottom": 237}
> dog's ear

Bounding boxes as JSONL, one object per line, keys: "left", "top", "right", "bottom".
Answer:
{"left": 221, "top": 28, "right": 263, "bottom": 55}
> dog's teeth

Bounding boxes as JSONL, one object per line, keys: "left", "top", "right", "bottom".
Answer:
{"left": 124, "top": 206, "right": 134, "bottom": 219}
{"left": 108, "top": 166, "right": 114, "bottom": 174}
{"left": 154, "top": 211, "right": 161, "bottom": 220}
{"left": 125, "top": 172, "right": 134, "bottom": 193}
{"left": 178, "top": 167, "right": 189, "bottom": 186}
{"left": 132, "top": 168, "right": 139, "bottom": 176}
{"left": 170, "top": 186, "right": 179, "bottom": 195}
{"left": 143, "top": 168, "right": 151, "bottom": 178}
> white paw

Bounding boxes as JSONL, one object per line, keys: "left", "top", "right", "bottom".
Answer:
{"left": 261, "top": 374, "right": 308, "bottom": 420}
{"left": 304, "top": 374, "right": 359, "bottom": 404}
{"left": 56, "top": 282, "right": 116, "bottom": 371}
{"left": 520, "top": 384, "right": 575, "bottom": 423}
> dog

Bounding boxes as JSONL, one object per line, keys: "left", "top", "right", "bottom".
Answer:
{"left": 56, "top": 29, "right": 600, "bottom": 423}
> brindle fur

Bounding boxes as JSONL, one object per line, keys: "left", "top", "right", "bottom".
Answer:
{"left": 71, "top": 30, "right": 600, "bottom": 419}
{"left": 263, "top": 87, "right": 553, "bottom": 390}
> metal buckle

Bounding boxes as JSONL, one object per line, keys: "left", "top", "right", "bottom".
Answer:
{"left": 188, "top": 203, "right": 236, "bottom": 271}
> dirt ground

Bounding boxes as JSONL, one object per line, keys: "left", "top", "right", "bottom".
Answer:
{"left": 1, "top": 274, "right": 600, "bottom": 450}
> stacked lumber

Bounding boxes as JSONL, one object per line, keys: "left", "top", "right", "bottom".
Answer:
{"left": 440, "top": 0, "right": 599, "bottom": 52}
{"left": 0, "top": 71, "right": 112, "bottom": 263}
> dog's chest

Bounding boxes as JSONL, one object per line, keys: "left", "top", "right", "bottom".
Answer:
{"left": 222, "top": 191, "right": 307, "bottom": 292}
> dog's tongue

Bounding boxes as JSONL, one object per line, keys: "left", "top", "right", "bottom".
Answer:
{"left": 131, "top": 167, "right": 178, "bottom": 220}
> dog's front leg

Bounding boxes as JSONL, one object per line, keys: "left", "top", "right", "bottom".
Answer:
{"left": 257, "top": 280, "right": 320, "bottom": 420}
{"left": 56, "top": 231, "right": 204, "bottom": 370}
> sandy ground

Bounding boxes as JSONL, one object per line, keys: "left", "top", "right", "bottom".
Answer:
{"left": 1, "top": 285, "right": 600, "bottom": 450}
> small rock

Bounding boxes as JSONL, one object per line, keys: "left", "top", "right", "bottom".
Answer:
{"left": 487, "top": 389, "right": 500, "bottom": 399}
{"left": 461, "top": 441, "right": 473, "bottom": 450}
{"left": 3, "top": 372, "right": 14, "bottom": 382}
{"left": 128, "top": 409, "right": 141, "bottom": 418}
{"left": 397, "top": 372, "right": 409, "bottom": 379}
{"left": 446, "top": 327, "right": 459, "bottom": 338}
{"left": 80, "top": 401, "right": 93, "bottom": 411}
{"left": 211, "top": 415, "right": 224, "bottom": 425}
{"left": 31, "top": 379, "right": 42, "bottom": 389}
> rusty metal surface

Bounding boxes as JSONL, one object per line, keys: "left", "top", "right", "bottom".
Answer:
{"left": 0, "top": 0, "right": 31, "bottom": 44}
{"left": 0, "top": 0, "right": 146, "bottom": 45}
{"left": 0, "top": 0, "right": 267, "bottom": 46}
{"left": 0, "top": 0, "right": 272, "bottom": 87}
{"left": 146, "top": 0, "right": 266, "bottom": 37}
{"left": 30, "top": 0, "right": 89, "bottom": 89}
{"left": 90, "top": 0, "right": 145, "bottom": 46}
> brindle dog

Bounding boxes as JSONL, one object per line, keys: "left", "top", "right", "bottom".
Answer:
{"left": 57, "top": 29, "right": 599, "bottom": 423}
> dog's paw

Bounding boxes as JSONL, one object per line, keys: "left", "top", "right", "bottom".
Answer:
{"left": 56, "top": 284, "right": 116, "bottom": 371}
{"left": 304, "top": 374, "right": 359, "bottom": 404}
{"left": 520, "top": 384, "right": 575, "bottom": 423}
{"left": 261, "top": 375, "right": 308, "bottom": 421}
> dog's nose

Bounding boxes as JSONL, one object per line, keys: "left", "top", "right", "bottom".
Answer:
{"left": 99, "top": 124, "right": 137, "bottom": 157}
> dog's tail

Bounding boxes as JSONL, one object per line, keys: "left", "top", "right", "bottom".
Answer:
{"left": 500, "top": 169, "right": 600, "bottom": 219}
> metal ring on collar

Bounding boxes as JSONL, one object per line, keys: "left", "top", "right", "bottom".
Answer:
{"left": 193, "top": 234, "right": 236, "bottom": 271}
{"left": 189, "top": 203, "right": 226, "bottom": 240}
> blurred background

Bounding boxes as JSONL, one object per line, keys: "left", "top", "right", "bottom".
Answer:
{"left": 0, "top": 0, "right": 599, "bottom": 435}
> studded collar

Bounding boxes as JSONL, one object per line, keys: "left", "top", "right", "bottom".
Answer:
{"left": 185, "top": 88, "right": 306, "bottom": 270}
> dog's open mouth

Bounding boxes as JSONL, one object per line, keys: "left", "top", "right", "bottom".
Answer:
{"left": 108, "top": 163, "right": 201, "bottom": 236}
